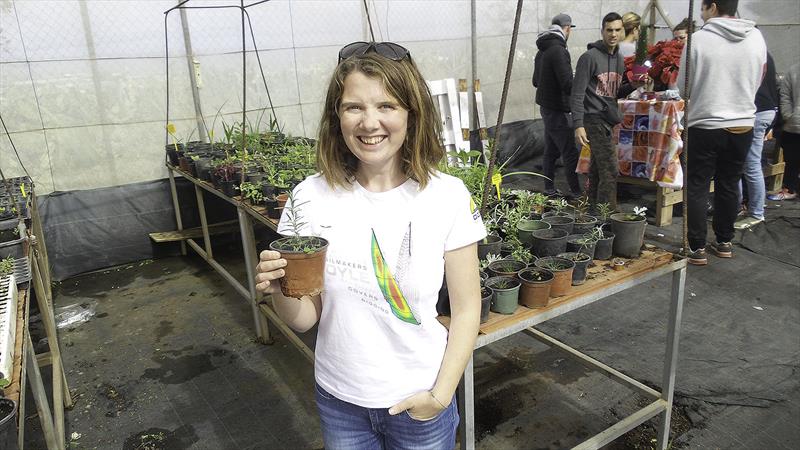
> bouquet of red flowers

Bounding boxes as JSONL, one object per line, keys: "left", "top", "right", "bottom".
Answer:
{"left": 624, "top": 39, "right": 685, "bottom": 88}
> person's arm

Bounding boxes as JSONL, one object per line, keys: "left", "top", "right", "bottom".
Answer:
{"left": 780, "top": 72, "right": 794, "bottom": 122}
{"left": 571, "top": 53, "right": 591, "bottom": 146}
{"left": 255, "top": 249, "right": 322, "bottom": 332}
{"left": 555, "top": 48, "right": 573, "bottom": 96}
{"left": 388, "top": 242, "right": 481, "bottom": 419}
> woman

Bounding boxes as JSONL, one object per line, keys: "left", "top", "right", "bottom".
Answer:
{"left": 255, "top": 42, "right": 486, "bottom": 449}
{"left": 618, "top": 12, "right": 642, "bottom": 58}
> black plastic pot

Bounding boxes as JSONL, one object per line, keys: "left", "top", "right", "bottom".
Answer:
{"left": 480, "top": 286, "right": 492, "bottom": 323}
{"left": 557, "top": 252, "right": 592, "bottom": 285}
{"left": 195, "top": 157, "right": 213, "bottom": 181}
{"left": 165, "top": 143, "right": 181, "bottom": 166}
{"left": 593, "top": 232, "right": 615, "bottom": 260}
{"left": 516, "top": 219, "right": 550, "bottom": 247}
{"left": 487, "top": 259, "right": 526, "bottom": 279}
{"left": 247, "top": 172, "right": 266, "bottom": 184}
{"left": 531, "top": 228, "right": 569, "bottom": 257}
{"left": 543, "top": 215, "right": 575, "bottom": 235}
{"left": 610, "top": 213, "right": 647, "bottom": 258}
{"left": 262, "top": 184, "right": 277, "bottom": 200}
{"left": 478, "top": 235, "right": 503, "bottom": 261}
{"left": 572, "top": 215, "right": 598, "bottom": 235}
{"left": 0, "top": 398, "right": 18, "bottom": 450}
{"left": 566, "top": 234, "right": 596, "bottom": 260}
{"left": 265, "top": 198, "right": 281, "bottom": 220}
{"left": 220, "top": 180, "right": 238, "bottom": 198}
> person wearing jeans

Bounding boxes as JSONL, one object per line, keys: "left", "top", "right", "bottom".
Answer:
{"left": 736, "top": 52, "right": 779, "bottom": 229}
{"left": 677, "top": 0, "right": 766, "bottom": 265}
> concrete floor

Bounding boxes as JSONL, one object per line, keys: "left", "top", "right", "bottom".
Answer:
{"left": 22, "top": 180, "right": 800, "bottom": 449}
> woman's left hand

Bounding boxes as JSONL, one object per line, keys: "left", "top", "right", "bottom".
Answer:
{"left": 388, "top": 391, "right": 449, "bottom": 420}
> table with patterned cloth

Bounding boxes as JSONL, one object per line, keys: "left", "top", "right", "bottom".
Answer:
{"left": 577, "top": 99, "right": 685, "bottom": 189}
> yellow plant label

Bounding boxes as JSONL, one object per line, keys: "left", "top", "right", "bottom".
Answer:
{"left": 166, "top": 123, "right": 176, "bottom": 135}
{"left": 491, "top": 172, "right": 502, "bottom": 200}
{"left": 19, "top": 184, "right": 27, "bottom": 198}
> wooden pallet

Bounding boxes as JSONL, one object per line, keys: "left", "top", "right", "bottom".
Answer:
{"left": 149, "top": 220, "right": 240, "bottom": 243}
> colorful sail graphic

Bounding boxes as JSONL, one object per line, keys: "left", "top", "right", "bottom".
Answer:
{"left": 370, "top": 229, "right": 419, "bottom": 325}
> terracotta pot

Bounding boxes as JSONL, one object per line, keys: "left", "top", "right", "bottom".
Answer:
{"left": 276, "top": 193, "right": 289, "bottom": 211}
{"left": 269, "top": 236, "right": 329, "bottom": 298}
{"left": 518, "top": 268, "right": 554, "bottom": 308}
{"left": 534, "top": 256, "right": 575, "bottom": 297}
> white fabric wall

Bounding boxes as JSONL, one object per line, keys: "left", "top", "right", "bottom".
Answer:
{"left": 1, "top": 0, "right": 798, "bottom": 195}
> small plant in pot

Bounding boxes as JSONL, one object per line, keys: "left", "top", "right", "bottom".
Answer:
{"left": 590, "top": 225, "right": 615, "bottom": 260}
{"left": 531, "top": 192, "right": 548, "bottom": 216}
{"left": 479, "top": 286, "right": 493, "bottom": 323}
{"left": 572, "top": 193, "right": 598, "bottom": 234}
{"left": 533, "top": 256, "right": 575, "bottom": 297}
{"left": 595, "top": 202, "right": 614, "bottom": 226}
{"left": 239, "top": 181, "right": 265, "bottom": 206}
{"left": 0, "top": 255, "right": 14, "bottom": 276}
{"left": 268, "top": 190, "right": 329, "bottom": 298}
{"left": 517, "top": 267, "right": 554, "bottom": 309}
{"left": 487, "top": 258, "right": 526, "bottom": 279}
{"left": 557, "top": 252, "right": 592, "bottom": 286}
{"left": 485, "top": 276, "right": 521, "bottom": 315}
{"left": 566, "top": 234, "right": 596, "bottom": 260}
{"left": 610, "top": 206, "right": 647, "bottom": 258}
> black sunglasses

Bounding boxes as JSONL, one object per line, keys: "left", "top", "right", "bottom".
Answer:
{"left": 338, "top": 41, "right": 411, "bottom": 63}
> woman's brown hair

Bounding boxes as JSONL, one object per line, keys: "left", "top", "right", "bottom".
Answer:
{"left": 316, "top": 52, "right": 443, "bottom": 190}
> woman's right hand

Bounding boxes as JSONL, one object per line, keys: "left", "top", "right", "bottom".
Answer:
{"left": 255, "top": 250, "right": 287, "bottom": 294}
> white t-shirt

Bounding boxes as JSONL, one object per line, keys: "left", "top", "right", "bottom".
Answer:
{"left": 277, "top": 172, "right": 486, "bottom": 408}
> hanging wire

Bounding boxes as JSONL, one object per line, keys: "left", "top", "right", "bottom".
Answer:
{"left": 478, "top": 0, "right": 524, "bottom": 216}
{"left": 0, "top": 112, "right": 32, "bottom": 182}
{"left": 680, "top": 0, "right": 694, "bottom": 254}
{"left": 362, "top": 0, "right": 376, "bottom": 41}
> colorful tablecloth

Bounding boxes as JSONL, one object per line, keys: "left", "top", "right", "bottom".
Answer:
{"left": 577, "top": 99, "right": 684, "bottom": 189}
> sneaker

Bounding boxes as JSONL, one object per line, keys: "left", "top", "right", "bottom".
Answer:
{"left": 686, "top": 247, "right": 708, "bottom": 265}
{"left": 709, "top": 241, "right": 733, "bottom": 258}
{"left": 767, "top": 191, "right": 797, "bottom": 201}
{"left": 543, "top": 189, "right": 564, "bottom": 197}
{"left": 734, "top": 216, "right": 764, "bottom": 230}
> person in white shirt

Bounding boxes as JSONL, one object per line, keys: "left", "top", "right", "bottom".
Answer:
{"left": 255, "top": 41, "right": 486, "bottom": 449}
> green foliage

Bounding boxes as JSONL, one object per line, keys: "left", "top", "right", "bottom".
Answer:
{"left": 239, "top": 181, "right": 264, "bottom": 204}
{"left": 273, "top": 190, "right": 326, "bottom": 254}
{"left": 597, "top": 203, "right": 614, "bottom": 221}
{"left": 635, "top": 25, "right": 649, "bottom": 65}
{"left": 0, "top": 255, "right": 14, "bottom": 275}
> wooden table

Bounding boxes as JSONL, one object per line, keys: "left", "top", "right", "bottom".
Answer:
{"left": 456, "top": 248, "right": 687, "bottom": 450}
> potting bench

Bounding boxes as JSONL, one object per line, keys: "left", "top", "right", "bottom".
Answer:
{"left": 452, "top": 248, "right": 687, "bottom": 450}
{"left": 3, "top": 190, "right": 73, "bottom": 450}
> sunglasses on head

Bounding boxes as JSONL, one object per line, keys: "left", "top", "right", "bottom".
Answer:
{"left": 338, "top": 41, "right": 411, "bottom": 63}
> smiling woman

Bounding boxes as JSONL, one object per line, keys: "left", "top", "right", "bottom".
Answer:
{"left": 254, "top": 42, "right": 487, "bottom": 450}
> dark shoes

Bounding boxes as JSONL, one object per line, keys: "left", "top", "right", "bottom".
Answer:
{"left": 686, "top": 242, "right": 732, "bottom": 265}
{"left": 686, "top": 248, "right": 708, "bottom": 266}
{"left": 708, "top": 241, "right": 733, "bottom": 258}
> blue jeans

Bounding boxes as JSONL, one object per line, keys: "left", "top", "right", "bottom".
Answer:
{"left": 738, "top": 109, "right": 776, "bottom": 219}
{"left": 315, "top": 383, "right": 459, "bottom": 450}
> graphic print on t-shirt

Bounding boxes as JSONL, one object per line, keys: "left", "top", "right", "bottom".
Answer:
{"left": 596, "top": 72, "right": 623, "bottom": 97}
{"left": 370, "top": 225, "right": 420, "bottom": 325}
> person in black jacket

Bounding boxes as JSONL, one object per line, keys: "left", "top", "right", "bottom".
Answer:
{"left": 533, "top": 13, "right": 582, "bottom": 198}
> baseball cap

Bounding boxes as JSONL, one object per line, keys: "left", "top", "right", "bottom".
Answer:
{"left": 552, "top": 13, "right": 576, "bottom": 28}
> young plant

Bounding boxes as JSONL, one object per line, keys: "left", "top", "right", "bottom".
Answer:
{"left": 575, "top": 193, "right": 590, "bottom": 217}
{"left": 623, "top": 206, "right": 648, "bottom": 221}
{"left": 239, "top": 181, "right": 264, "bottom": 204}
{"left": 531, "top": 192, "right": 548, "bottom": 214}
{"left": 0, "top": 255, "right": 14, "bottom": 275}
{"left": 549, "top": 198, "right": 569, "bottom": 215}
{"left": 274, "top": 190, "right": 325, "bottom": 254}
{"left": 597, "top": 202, "right": 614, "bottom": 222}
{"left": 479, "top": 253, "right": 503, "bottom": 271}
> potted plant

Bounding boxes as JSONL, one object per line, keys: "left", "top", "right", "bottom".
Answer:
{"left": 610, "top": 206, "right": 647, "bottom": 258}
{"left": 566, "top": 234, "right": 597, "bottom": 260}
{"left": 478, "top": 235, "right": 503, "bottom": 261}
{"left": 480, "top": 286, "right": 493, "bottom": 323}
{"left": 487, "top": 258, "right": 526, "bottom": 279}
{"left": 595, "top": 202, "right": 614, "bottom": 226}
{"left": 543, "top": 198, "right": 573, "bottom": 218}
{"left": 531, "top": 228, "right": 569, "bottom": 257}
{"left": 268, "top": 191, "right": 329, "bottom": 298}
{"left": 531, "top": 192, "right": 548, "bottom": 217}
{"left": 239, "top": 181, "right": 265, "bottom": 206}
{"left": 543, "top": 215, "right": 575, "bottom": 234}
{"left": 516, "top": 218, "right": 550, "bottom": 247}
{"left": 591, "top": 225, "right": 616, "bottom": 260}
{"left": 534, "top": 256, "right": 575, "bottom": 297}
{"left": 517, "top": 267, "right": 554, "bottom": 308}
{"left": 485, "top": 276, "right": 521, "bottom": 315}
{"left": 557, "top": 252, "right": 592, "bottom": 286}
{"left": 0, "top": 255, "right": 14, "bottom": 276}
{"left": 572, "top": 194, "right": 598, "bottom": 235}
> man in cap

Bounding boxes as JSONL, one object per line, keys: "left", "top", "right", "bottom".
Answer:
{"left": 533, "top": 13, "right": 582, "bottom": 198}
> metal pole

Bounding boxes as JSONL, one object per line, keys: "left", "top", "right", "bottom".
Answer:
{"left": 657, "top": 266, "right": 687, "bottom": 449}
{"left": 470, "top": 0, "right": 478, "bottom": 133}
{"left": 458, "top": 355, "right": 475, "bottom": 450}
{"left": 179, "top": 6, "right": 207, "bottom": 142}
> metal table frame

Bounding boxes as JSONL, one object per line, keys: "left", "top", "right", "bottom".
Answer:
{"left": 457, "top": 258, "right": 687, "bottom": 450}
{"left": 166, "top": 165, "right": 315, "bottom": 363}
{"left": 167, "top": 164, "right": 687, "bottom": 449}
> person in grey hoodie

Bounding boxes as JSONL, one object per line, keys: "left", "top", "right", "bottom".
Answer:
{"left": 677, "top": 0, "right": 766, "bottom": 265}
{"left": 571, "top": 12, "right": 625, "bottom": 209}
{"left": 533, "top": 13, "right": 581, "bottom": 198}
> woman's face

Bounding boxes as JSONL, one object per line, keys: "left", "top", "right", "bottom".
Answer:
{"left": 339, "top": 71, "right": 409, "bottom": 174}
{"left": 673, "top": 29, "right": 688, "bottom": 42}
